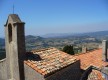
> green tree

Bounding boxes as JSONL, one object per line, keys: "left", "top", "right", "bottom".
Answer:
{"left": 63, "top": 45, "right": 74, "bottom": 55}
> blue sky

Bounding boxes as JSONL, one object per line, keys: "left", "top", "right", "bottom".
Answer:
{"left": 0, "top": 0, "right": 108, "bottom": 37}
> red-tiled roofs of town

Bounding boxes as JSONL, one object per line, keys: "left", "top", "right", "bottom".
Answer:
{"left": 24, "top": 47, "right": 78, "bottom": 76}
{"left": 75, "top": 49, "right": 108, "bottom": 80}
{"left": 87, "top": 70, "right": 104, "bottom": 80}
{"left": 24, "top": 47, "right": 108, "bottom": 79}
{"left": 75, "top": 49, "right": 108, "bottom": 70}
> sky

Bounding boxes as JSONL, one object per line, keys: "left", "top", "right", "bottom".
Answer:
{"left": 0, "top": 0, "right": 108, "bottom": 37}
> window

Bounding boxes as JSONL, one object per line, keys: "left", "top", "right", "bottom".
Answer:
{"left": 8, "top": 24, "right": 12, "bottom": 43}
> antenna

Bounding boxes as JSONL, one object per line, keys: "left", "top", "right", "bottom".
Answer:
{"left": 13, "top": 4, "right": 14, "bottom": 14}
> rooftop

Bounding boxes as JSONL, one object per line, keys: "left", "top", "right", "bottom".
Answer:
{"left": 76, "top": 49, "right": 108, "bottom": 80}
{"left": 24, "top": 47, "right": 108, "bottom": 79}
{"left": 87, "top": 70, "right": 104, "bottom": 80}
{"left": 24, "top": 47, "right": 78, "bottom": 77}
{"left": 75, "top": 49, "right": 108, "bottom": 70}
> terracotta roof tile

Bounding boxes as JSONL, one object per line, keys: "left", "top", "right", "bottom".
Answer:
{"left": 75, "top": 49, "right": 108, "bottom": 80}
{"left": 75, "top": 49, "right": 108, "bottom": 70}
{"left": 24, "top": 47, "right": 78, "bottom": 76}
{"left": 87, "top": 70, "right": 105, "bottom": 80}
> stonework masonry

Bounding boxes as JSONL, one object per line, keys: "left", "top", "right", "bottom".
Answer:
{"left": 24, "top": 63, "right": 45, "bottom": 80}
{"left": 82, "top": 47, "right": 87, "bottom": 53}
{"left": 45, "top": 60, "right": 81, "bottom": 80}
{"left": 0, "top": 59, "right": 7, "bottom": 80}
{"left": 102, "top": 40, "right": 107, "bottom": 61}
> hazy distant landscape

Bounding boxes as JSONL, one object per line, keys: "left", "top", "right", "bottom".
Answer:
{"left": 0, "top": 30, "right": 108, "bottom": 59}
{"left": 1, "top": 31, "right": 108, "bottom": 53}
{"left": 1, "top": 30, "right": 108, "bottom": 60}
{"left": 25, "top": 35, "right": 100, "bottom": 51}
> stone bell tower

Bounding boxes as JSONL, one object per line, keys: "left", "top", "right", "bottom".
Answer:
{"left": 4, "top": 14, "right": 25, "bottom": 80}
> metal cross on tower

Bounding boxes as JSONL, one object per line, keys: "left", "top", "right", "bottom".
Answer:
{"left": 13, "top": 4, "right": 14, "bottom": 14}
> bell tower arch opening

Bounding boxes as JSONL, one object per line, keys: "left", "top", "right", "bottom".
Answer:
{"left": 8, "top": 24, "right": 12, "bottom": 43}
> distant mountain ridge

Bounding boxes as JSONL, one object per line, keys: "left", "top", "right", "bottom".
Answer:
{"left": 25, "top": 35, "right": 44, "bottom": 40}
{"left": 42, "top": 31, "right": 108, "bottom": 38}
{"left": 25, "top": 35, "right": 44, "bottom": 44}
{"left": 0, "top": 30, "right": 108, "bottom": 39}
{"left": 0, "top": 30, "right": 108, "bottom": 49}
{"left": 0, "top": 38, "right": 4, "bottom": 41}
{"left": 77, "top": 31, "right": 108, "bottom": 37}
{"left": 0, "top": 38, "right": 5, "bottom": 48}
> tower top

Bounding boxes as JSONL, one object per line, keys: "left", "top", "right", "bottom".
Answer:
{"left": 4, "top": 14, "right": 25, "bottom": 26}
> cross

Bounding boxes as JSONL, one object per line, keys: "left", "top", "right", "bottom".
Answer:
{"left": 13, "top": 4, "right": 14, "bottom": 14}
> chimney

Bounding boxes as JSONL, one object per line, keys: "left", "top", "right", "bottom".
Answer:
{"left": 82, "top": 47, "right": 87, "bottom": 53}
{"left": 98, "top": 44, "right": 102, "bottom": 48}
{"left": 102, "top": 40, "right": 107, "bottom": 61}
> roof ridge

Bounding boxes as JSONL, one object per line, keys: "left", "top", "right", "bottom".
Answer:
{"left": 31, "top": 47, "right": 56, "bottom": 52}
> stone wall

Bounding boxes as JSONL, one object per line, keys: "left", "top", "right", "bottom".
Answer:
{"left": 24, "top": 60, "right": 81, "bottom": 80}
{"left": 24, "top": 63, "right": 45, "bottom": 80}
{"left": 0, "top": 59, "right": 7, "bottom": 80}
{"left": 45, "top": 60, "right": 81, "bottom": 80}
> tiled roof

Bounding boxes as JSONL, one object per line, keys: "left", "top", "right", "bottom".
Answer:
{"left": 24, "top": 47, "right": 78, "bottom": 76}
{"left": 75, "top": 49, "right": 108, "bottom": 70}
{"left": 87, "top": 70, "right": 104, "bottom": 80}
{"left": 75, "top": 49, "right": 108, "bottom": 80}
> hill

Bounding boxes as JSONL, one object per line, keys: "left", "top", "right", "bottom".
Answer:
{"left": 25, "top": 35, "right": 46, "bottom": 51}
{"left": 42, "top": 31, "right": 108, "bottom": 38}
{"left": 0, "top": 38, "right": 5, "bottom": 48}
{"left": 24, "top": 31, "right": 108, "bottom": 50}
{"left": 1, "top": 30, "right": 108, "bottom": 51}
{"left": 25, "top": 35, "right": 101, "bottom": 51}
{"left": 25, "top": 35, "right": 44, "bottom": 43}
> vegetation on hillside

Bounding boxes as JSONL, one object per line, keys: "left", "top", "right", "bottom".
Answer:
{"left": 25, "top": 35, "right": 101, "bottom": 51}
{"left": 1, "top": 30, "right": 108, "bottom": 55}
{"left": 63, "top": 45, "right": 74, "bottom": 55}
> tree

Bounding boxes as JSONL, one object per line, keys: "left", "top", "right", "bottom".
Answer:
{"left": 63, "top": 45, "right": 75, "bottom": 55}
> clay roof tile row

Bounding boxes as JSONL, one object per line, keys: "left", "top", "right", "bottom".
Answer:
{"left": 75, "top": 49, "right": 108, "bottom": 70}
{"left": 75, "top": 49, "right": 108, "bottom": 80}
{"left": 24, "top": 47, "right": 78, "bottom": 76}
